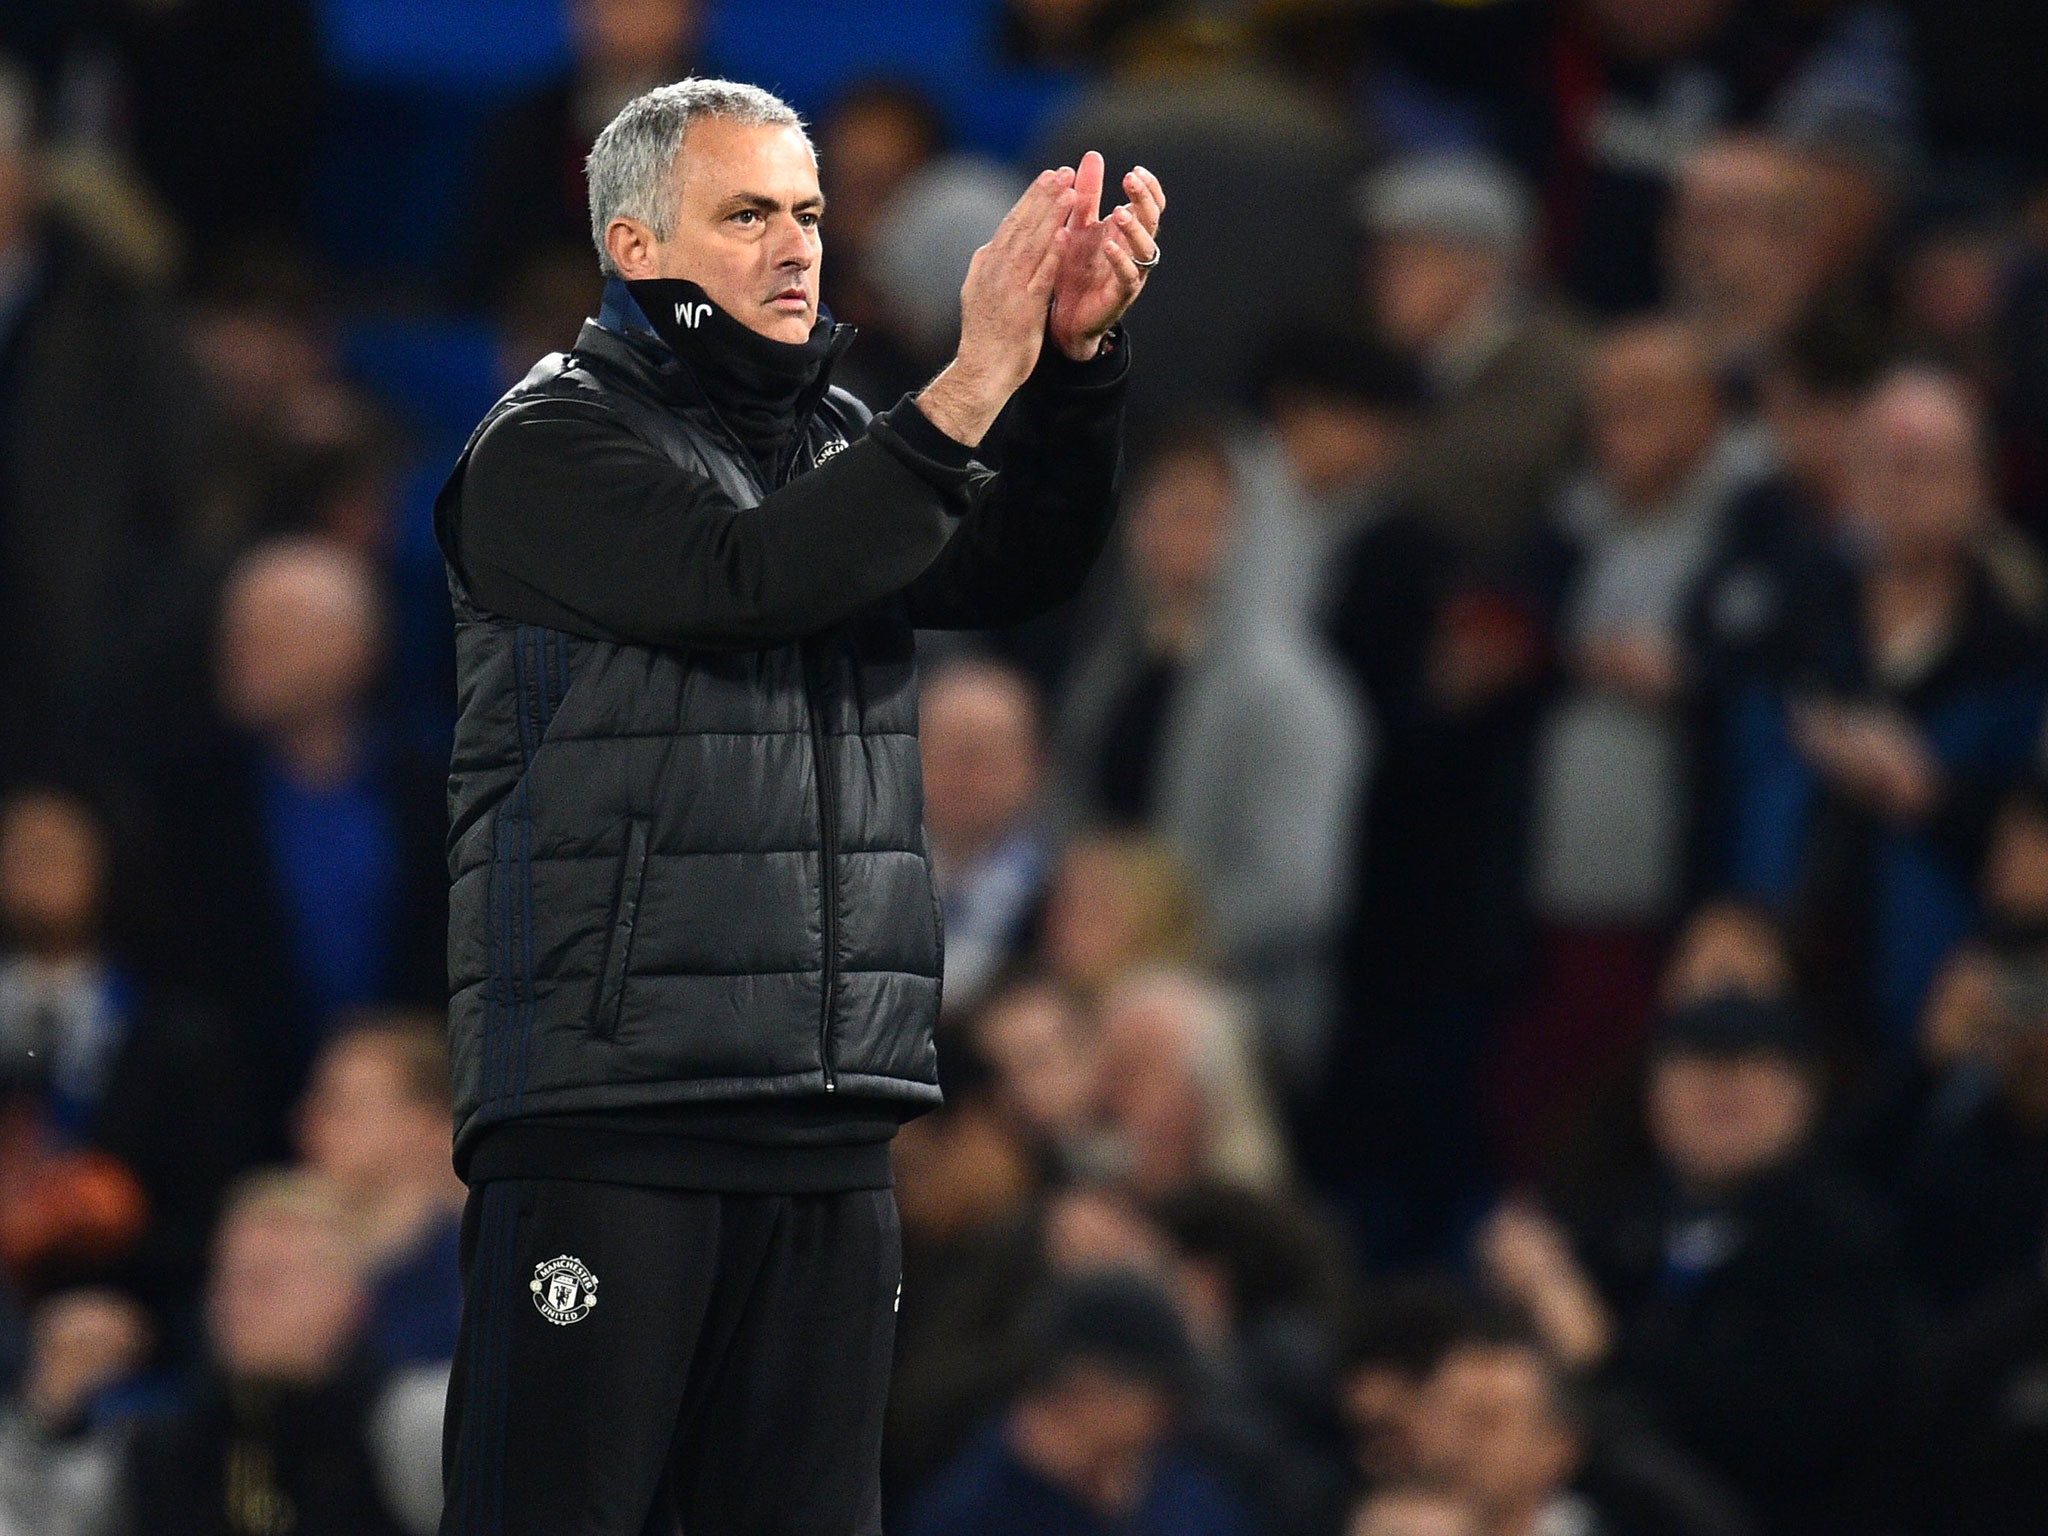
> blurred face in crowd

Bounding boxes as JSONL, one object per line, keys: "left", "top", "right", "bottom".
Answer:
{"left": 1897, "top": 229, "right": 2006, "bottom": 356}
{"left": 819, "top": 90, "right": 939, "bottom": 257}
{"left": 1660, "top": 903, "right": 1791, "bottom": 1010}
{"left": 216, "top": 540, "right": 384, "bottom": 739}
{"left": 1268, "top": 387, "right": 1411, "bottom": 502}
{"left": 1650, "top": 1049, "right": 1815, "bottom": 1191}
{"left": 1666, "top": 138, "right": 1825, "bottom": 357}
{"left": 573, "top": 0, "right": 697, "bottom": 77}
{"left": 919, "top": 661, "right": 1043, "bottom": 866}
{"left": 977, "top": 980, "right": 1101, "bottom": 1145}
{"left": 1585, "top": 321, "right": 1721, "bottom": 513}
{"left": 1350, "top": 1488, "right": 1482, "bottom": 1536}
{"left": 1040, "top": 837, "right": 1202, "bottom": 995}
{"left": 1370, "top": 237, "right": 1508, "bottom": 355}
{"left": 298, "top": 1030, "right": 450, "bottom": 1201}
{"left": 1097, "top": 975, "right": 1212, "bottom": 1198}
{"left": 605, "top": 117, "right": 823, "bottom": 343}
{"left": 1127, "top": 441, "right": 1236, "bottom": 637}
{"left": 1011, "top": 1357, "right": 1176, "bottom": 1515}
{"left": 1580, "top": 0, "right": 1730, "bottom": 61}
{"left": 1986, "top": 797, "right": 2048, "bottom": 930}
{"left": 209, "top": 1198, "right": 365, "bottom": 1385}
{"left": 1414, "top": 1344, "right": 1580, "bottom": 1529}
{"left": 1845, "top": 371, "right": 1988, "bottom": 567}
{"left": 0, "top": 791, "right": 105, "bottom": 958}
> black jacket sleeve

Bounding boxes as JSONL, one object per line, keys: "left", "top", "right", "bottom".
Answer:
{"left": 448, "top": 393, "right": 982, "bottom": 650}
{"left": 902, "top": 328, "right": 1130, "bottom": 630}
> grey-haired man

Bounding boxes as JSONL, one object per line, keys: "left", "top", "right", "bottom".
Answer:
{"left": 432, "top": 79, "right": 1160, "bottom": 1534}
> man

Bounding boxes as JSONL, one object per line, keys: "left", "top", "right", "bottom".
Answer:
{"left": 901, "top": 1269, "right": 1258, "bottom": 1536}
{"left": 1479, "top": 995, "right": 1914, "bottom": 1536}
{"left": 433, "top": 77, "right": 1160, "bottom": 1534}
{"left": 918, "top": 655, "right": 1052, "bottom": 1018}
{"left": 296, "top": 1016, "right": 465, "bottom": 1366}
{"left": 115, "top": 1171, "right": 446, "bottom": 1536}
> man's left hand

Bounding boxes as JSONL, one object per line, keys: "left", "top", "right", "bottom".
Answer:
{"left": 1048, "top": 152, "right": 1163, "bottom": 362}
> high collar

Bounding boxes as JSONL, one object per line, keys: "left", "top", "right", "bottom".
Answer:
{"left": 596, "top": 277, "right": 852, "bottom": 484}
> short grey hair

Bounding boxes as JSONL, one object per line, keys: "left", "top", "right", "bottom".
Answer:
{"left": 585, "top": 78, "right": 809, "bottom": 277}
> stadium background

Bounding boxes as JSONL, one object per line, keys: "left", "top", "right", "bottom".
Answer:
{"left": 0, "top": 1, "right": 2044, "bottom": 1532}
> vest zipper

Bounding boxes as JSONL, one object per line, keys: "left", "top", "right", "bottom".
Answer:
{"left": 802, "top": 644, "right": 840, "bottom": 1093}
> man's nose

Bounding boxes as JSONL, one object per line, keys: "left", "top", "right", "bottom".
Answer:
{"left": 773, "top": 217, "right": 814, "bottom": 267}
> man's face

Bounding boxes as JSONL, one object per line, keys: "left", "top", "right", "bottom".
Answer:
{"left": 1846, "top": 376, "right": 1986, "bottom": 565}
{"left": 297, "top": 1036, "right": 444, "bottom": 1198}
{"left": 1370, "top": 237, "right": 1504, "bottom": 355}
{"left": 1413, "top": 1346, "right": 1578, "bottom": 1522}
{"left": 1666, "top": 141, "right": 1823, "bottom": 351}
{"left": 0, "top": 792, "right": 104, "bottom": 956}
{"left": 1585, "top": 325, "right": 1721, "bottom": 512}
{"left": 643, "top": 118, "right": 823, "bottom": 343}
{"left": 1649, "top": 1051, "right": 1814, "bottom": 1189}
{"left": 919, "top": 666, "right": 1042, "bottom": 862}
{"left": 208, "top": 1209, "right": 364, "bottom": 1384}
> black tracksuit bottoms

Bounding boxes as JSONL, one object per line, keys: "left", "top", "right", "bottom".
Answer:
{"left": 438, "top": 1178, "right": 902, "bottom": 1535}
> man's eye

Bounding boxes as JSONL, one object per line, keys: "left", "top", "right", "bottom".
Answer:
{"left": 798, "top": 212, "right": 820, "bottom": 228}
{"left": 731, "top": 210, "right": 759, "bottom": 225}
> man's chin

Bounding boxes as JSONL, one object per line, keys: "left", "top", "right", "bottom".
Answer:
{"left": 759, "top": 306, "right": 815, "bottom": 343}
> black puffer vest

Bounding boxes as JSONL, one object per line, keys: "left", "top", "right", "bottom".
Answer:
{"left": 437, "top": 313, "right": 943, "bottom": 1163}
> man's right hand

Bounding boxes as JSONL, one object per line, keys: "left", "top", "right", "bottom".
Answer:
{"left": 915, "top": 168, "right": 1076, "bottom": 448}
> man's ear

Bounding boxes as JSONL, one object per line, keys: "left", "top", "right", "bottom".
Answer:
{"left": 605, "top": 216, "right": 659, "bottom": 280}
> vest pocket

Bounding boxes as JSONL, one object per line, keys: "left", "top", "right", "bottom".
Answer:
{"left": 591, "top": 818, "right": 651, "bottom": 1038}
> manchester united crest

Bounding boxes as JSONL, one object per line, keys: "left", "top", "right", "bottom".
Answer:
{"left": 530, "top": 1255, "right": 600, "bottom": 1325}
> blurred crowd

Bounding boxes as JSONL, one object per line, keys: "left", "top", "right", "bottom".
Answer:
{"left": 0, "top": 0, "right": 2045, "bottom": 1533}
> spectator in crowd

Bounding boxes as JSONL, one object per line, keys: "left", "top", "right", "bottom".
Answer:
{"left": 974, "top": 975, "right": 1103, "bottom": 1158}
{"left": 1503, "top": 318, "right": 1767, "bottom": 1175}
{"left": 156, "top": 539, "right": 448, "bottom": 1127}
{"left": 1361, "top": 152, "right": 1590, "bottom": 560}
{"left": 0, "top": 56, "right": 209, "bottom": 761}
{"left": 1726, "top": 367, "right": 2048, "bottom": 1047}
{"left": 1093, "top": 966, "right": 1290, "bottom": 1198}
{"left": 1338, "top": 1278, "right": 1482, "bottom": 1492}
{"left": 1533, "top": 0, "right": 1916, "bottom": 317}
{"left": 1350, "top": 1483, "right": 1482, "bottom": 1536}
{"left": 1679, "top": 309, "right": 1879, "bottom": 876}
{"left": 1481, "top": 994, "right": 1914, "bottom": 1536}
{"left": 112, "top": 1170, "right": 444, "bottom": 1536}
{"left": 1038, "top": 831, "right": 1207, "bottom": 1001}
{"left": 1855, "top": 773, "right": 2048, "bottom": 1307}
{"left": 1661, "top": 136, "right": 1834, "bottom": 376}
{"left": 921, "top": 657, "right": 1054, "bottom": 1018}
{"left": 294, "top": 1016, "right": 462, "bottom": 1367}
{"left": 0, "top": 781, "right": 250, "bottom": 1326}
{"left": 453, "top": 0, "right": 704, "bottom": 311}
{"left": 1058, "top": 425, "right": 1365, "bottom": 1086}
{"left": 901, "top": 1267, "right": 1261, "bottom": 1536}
{"left": 1243, "top": 326, "right": 1429, "bottom": 631}
{"left": 1152, "top": 1181, "right": 1358, "bottom": 1536}
{"left": 1412, "top": 1320, "right": 1754, "bottom": 1536}
{"left": 0, "top": 1287, "right": 150, "bottom": 1535}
